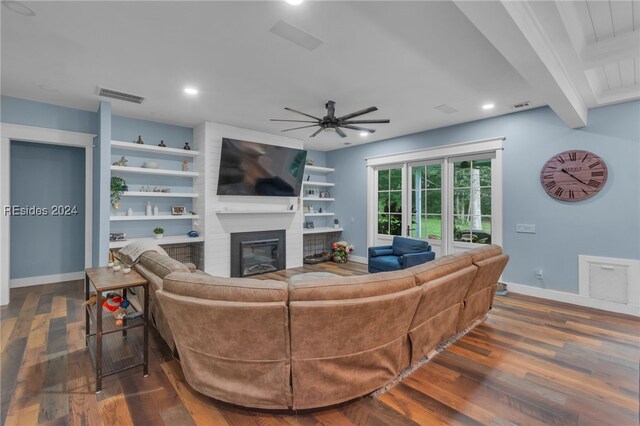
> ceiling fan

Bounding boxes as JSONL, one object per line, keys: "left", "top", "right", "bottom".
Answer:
{"left": 270, "top": 101, "right": 390, "bottom": 138}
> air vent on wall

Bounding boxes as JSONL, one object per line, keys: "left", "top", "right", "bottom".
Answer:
{"left": 510, "top": 101, "right": 530, "bottom": 109}
{"left": 97, "top": 87, "right": 145, "bottom": 104}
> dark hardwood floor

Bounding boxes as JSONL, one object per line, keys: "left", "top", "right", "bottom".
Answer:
{"left": 1, "top": 262, "right": 638, "bottom": 425}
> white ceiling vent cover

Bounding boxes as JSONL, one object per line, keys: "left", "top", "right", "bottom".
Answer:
{"left": 270, "top": 20, "right": 323, "bottom": 51}
{"left": 97, "top": 87, "right": 145, "bottom": 104}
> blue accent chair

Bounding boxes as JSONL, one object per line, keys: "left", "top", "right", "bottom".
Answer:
{"left": 368, "top": 236, "right": 435, "bottom": 273}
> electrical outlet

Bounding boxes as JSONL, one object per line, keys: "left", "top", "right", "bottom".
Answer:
{"left": 516, "top": 224, "right": 536, "bottom": 233}
{"left": 535, "top": 269, "right": 543, "bottom": 279}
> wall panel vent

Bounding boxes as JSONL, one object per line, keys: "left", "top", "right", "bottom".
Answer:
{"left": 579, "top": 255, "right": 639, "bottom": 306}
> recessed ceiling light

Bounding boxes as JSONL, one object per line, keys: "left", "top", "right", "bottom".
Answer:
{"left": 2, "top": 1, "right": 35, "bottom": 16}
{"left": 184, "top": 87, "right": 198, "bottom": 95}
{"left": 482, "top": 103, "right": 495, "bottom": 110}
{"left": 285, "top": 0, "right": 303, "bottom": 5}
{"left": 359, "top": 131, "right": 369, "bottom": 137}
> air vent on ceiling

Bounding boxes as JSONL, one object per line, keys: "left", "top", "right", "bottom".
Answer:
{"left": 97, "top": 87, "right": 145, "bottom": 104}
{"left": 511, "top": 101, "right": 530, "bottom": 109}
{"left": 434, "top": 104, "right": 459, "bottom": 114}
{"left": 270, "top": 20, "right": 324, "bottom": 51}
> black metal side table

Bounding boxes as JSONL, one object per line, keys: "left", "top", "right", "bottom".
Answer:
{"left": 85, "top": 267, "right": 149, "bottom": 393}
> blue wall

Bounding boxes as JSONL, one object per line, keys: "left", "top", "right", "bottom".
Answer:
{"left": 10, "top": 141, "right": 86, "bottom": 278}
{"left": 1, "top": 96, "right": 97, "bottom": 134}
{"left": 326, "top": 102, "right": 640, "bottom": 293}
{"left": 93, "top": 101, "right": 111, "bottom": 266}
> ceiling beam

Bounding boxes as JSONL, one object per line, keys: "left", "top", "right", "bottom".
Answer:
{"left": 453, "top": 0, "right": 588, "bottom": 128}
{"left": 581, "top": 31, "right": 640, "bottom": 70}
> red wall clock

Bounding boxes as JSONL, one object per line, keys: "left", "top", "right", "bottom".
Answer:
{"left": 540, "top": 150, "right": 608, "bottom": 201}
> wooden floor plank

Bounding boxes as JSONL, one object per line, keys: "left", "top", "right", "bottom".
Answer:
{"left": 0, "top": 262, "right": 637, "bottom": 426}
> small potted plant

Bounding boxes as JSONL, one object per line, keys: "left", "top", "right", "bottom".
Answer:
{"left": 111, "top": 177, "right": 127, "bottom": 209}
{"left": 331, "top": 240, "right": 353, "bottom": 263}
{"left": 153, "top": 227, "right": 165, "bottom": 239}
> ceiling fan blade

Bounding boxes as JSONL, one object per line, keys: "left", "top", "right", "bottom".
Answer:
{"left": 282, "top": 125, "right": 319, "bottom": 132}
{"left": 310, "top": 127, "right": 324, "bottom": 137}
{"left": 337, "top": 106, "right": 378, "bottom": 121}
{"left": 341, "top": 125, "right": 376, "bottom": 133}
{"left": 341, "top": 119, "right": 390, "bottom": 124}
{"left": 270, "top": 119, "right": 318, "bottom": 123}
{"left": 326, "top": 100, "right": 336, "bottom": 119}
{"left": 335, "top": 127, "right": 347, "bottom": 138}
{"left": 284, "top": 107, "right": 322, "bottom": 121}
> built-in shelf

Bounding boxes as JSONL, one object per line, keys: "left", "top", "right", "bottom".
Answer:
{"left": 302, "top": 197, "right": 335, "bottom": 202}
{"left": 303, "top": 227, "right": 343, "bottom": 235}
{"left": 304, "top": 212, "right": 335, "bottom": 217}
{"left": 305, "top": 165, "right": 335, "bottom": 173}
{"left": 111, "top": 140, "right": 199, "bottom": 157}
{"left": 110, "top": 215, "right": 199, "bottom": 221}
{"left": 121, "top": 191, "right": 199, "bottom": 198}
{"left": 303, "top": 181, "right": 334, "bottom": 187}
{"left": 111, "top": 165, "right": 199, "bottom": 177}
{"left": 109, "top": 235, "right": 204, "bottom": 249}
{"left": 215, "top": 210, "right": 297, "bottom": 215}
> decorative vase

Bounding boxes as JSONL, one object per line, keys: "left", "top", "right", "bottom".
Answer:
{"left": 146, "top": 201, "right": 152, "bottom": 216}
{"left": 183, "top": 142, "right": 191, "bottom": 151}
{"left": 153, "top": 205, "right": 159, "bottom": 216}
{"left": 155, "top": 233, "right": 163, "bottom": 239}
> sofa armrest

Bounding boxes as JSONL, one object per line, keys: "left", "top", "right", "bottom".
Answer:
{"left": 368, "top": 246, "right": 393, "bottom": 258}
{"left": 400, "top": 251, "right": 436, "bottom": 268}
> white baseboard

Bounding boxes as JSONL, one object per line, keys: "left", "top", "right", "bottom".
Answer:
{"left": 10, "top": 271, "right": 84, "bottom": 288}
{"left": 504, "top": 281, "right": 640, "bottom": 317}
{"left": 349, "top": 255, "right": 368, "bottom": 264}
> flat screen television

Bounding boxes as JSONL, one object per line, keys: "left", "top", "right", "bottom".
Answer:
{"left": 217, "top": 138, "right": 307, "bottom": 197}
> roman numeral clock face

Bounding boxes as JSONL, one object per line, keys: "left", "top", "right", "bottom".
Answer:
{"left": 540, "top": 150, "right": 608, "bottom": 201}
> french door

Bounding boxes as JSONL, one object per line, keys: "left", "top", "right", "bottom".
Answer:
{"left": 370, "top": 149, "right": 501, "bottom": 257}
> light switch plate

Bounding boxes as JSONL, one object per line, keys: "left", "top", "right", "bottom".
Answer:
{"left": 516, "top": 224, "right": 536, "bottom": 233}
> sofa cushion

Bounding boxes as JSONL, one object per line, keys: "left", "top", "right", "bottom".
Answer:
{"left": 467, "top": 244, "right": 503, "bottom": 263}
{"left": 138, "top": 251, "right": 190, "bottom": 279}
{"left": 369, "top": 255, "right": 402, "bottom": 272}
{"left": 406, "top": 251, "right": 473, "bottom": 284}
{"left": 289, "top": 269, "right": 415, "bottom": 301}
{"left": 392, "top": 237, "right": 430, "bottom": 256}
{"left": 163, "top": 272, "right": 288, "bottom": 302}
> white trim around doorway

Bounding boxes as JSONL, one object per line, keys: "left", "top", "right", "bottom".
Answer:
{"left": 0, "top": 123, "right": 95, "bottom": 305}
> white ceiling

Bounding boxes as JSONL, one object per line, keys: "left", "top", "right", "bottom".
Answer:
{"left": 1, "top": 1, "right": 638, "bottom": 151}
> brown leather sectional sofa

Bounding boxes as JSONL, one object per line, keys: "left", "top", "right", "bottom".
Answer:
{"left": 135, "top": 245, "right": 508, "bottom": 410}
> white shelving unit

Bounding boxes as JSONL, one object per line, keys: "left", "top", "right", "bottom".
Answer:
{"left": 302, "top": 181, "right": 334, "bottom": 187}
{"left": 111, "top": 140, "right": 199, "bottom": 157}
{"left": 303, "top": 227, "right": 343, "bottom": 235}
{"left": 111, "top": 165, "right": 199, "bottom": 177}
{"left": 305, "top": 165, "right": 334, "bottom": 173}
{"left": 302, "top": 197, "right": 335, "bottom": 202}
{"left": 215, "top": 210, "right": 297, "bottom": 215}
{"left": 110, "top": 215, "right": 199, "bottom": 221}
{"left": 109, "top": 235, "right": 204, "bottom": 249}
{"left": 304, "top": 212, "right": 334, "bottom": 217}
{"left": 110, "top": 139, "right": 203, "bottom": 249}
{"left": 122, "top": 191, "right": 199, "bottom": 198}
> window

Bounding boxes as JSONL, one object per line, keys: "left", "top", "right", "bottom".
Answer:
{"left": 410, "top": 164, "right": 442, "bottom": 240}
{"left": 452, "top": 158, "right": 492, "bottom": 244}
{"left": 377, "top": 168, "right": 402, "bottom": 236}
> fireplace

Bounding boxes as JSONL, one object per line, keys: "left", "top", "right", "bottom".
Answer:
{"left": 230, "top": 230, "right": 286, "bottom": 277}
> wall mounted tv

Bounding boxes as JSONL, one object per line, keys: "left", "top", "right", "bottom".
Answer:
{"left": 217, "top": 138, "right": 307, "bottom": 197}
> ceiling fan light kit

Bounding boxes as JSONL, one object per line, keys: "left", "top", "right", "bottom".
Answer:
{"left": 271, "top": 100, "right": 390, "bottom": 138}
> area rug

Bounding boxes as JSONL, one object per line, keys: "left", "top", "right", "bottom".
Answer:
{"left": 371, "top": 316, "right": 486, "bottom": 397}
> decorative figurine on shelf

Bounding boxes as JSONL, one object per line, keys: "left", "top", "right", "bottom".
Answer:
{"left": 146, "top": 201, "right": 152, "bottom": 216}
{"left": 334, "top": 218, "right": 340, "bottom": 229}
{"left": 187, "top": 230, "right": 199, "bottom": 238}
{"left": 135, "top": 135, "right": 144, "bottom": 144}
{"left": 112, "top": 156, "right": 128, "bottom": 167}
{"left": 183, "top": 142, "right": 191, "bottom": 150}
{"left": 289, "top": 204, "right": 294, "bottom": 210}
{"left": 306, "top": 159, "right": 315, "bottom": 166}
{"left": 306, "top": 175, "right": 310, "bottom": 181}
{"left": 158, "top": 140, "right": 166, "bottom": 147}
{"left": 182, "top": 159, "right": 189, "bottom": 171}
{"left": 318, "top": 207, "right": 323, "bottom": 213}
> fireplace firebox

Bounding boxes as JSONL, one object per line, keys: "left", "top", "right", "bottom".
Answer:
{"left": 230, "top": 230, "right": 286, "bottom": 277}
